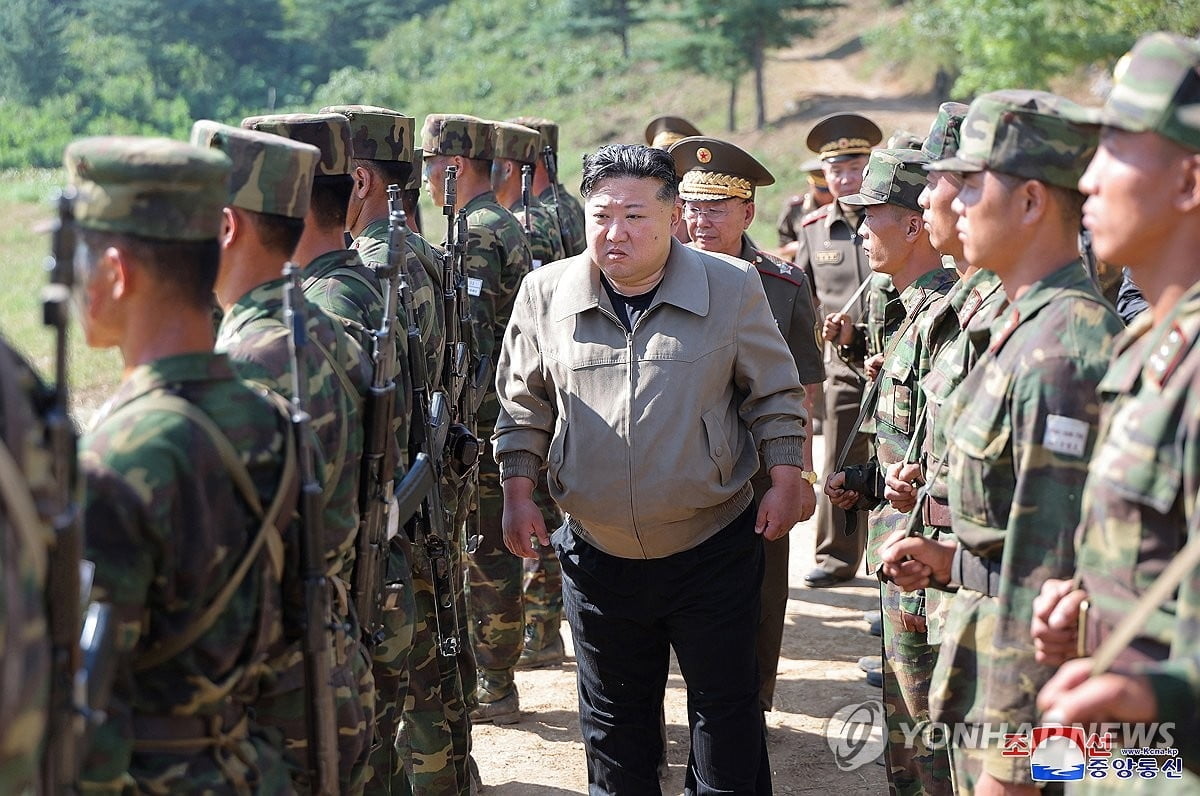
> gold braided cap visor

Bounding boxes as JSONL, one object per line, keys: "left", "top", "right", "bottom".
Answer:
{"left": 819, "top": 137, "right": 874, "bottom": 160}
{"left": 679, "top": 170, "right": 754, "bottom": 201}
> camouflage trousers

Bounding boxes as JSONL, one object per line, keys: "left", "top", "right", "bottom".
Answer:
{"left": 364, "top": 538, "right": 416, "bottom": 796}
{"left": 254, "top": 621, "right": 376, "bottom": 795}
{"left": 881, "top": 580, "right": 952, "bottom": 796}
{"left": 947, "top": 746, "right": 1062, "bottom": 796}
{"left": 397, "top": 476, "right": 475, "bottom": 796}
{"left": 469, "top": 452, "right": 563, "bottom": 679}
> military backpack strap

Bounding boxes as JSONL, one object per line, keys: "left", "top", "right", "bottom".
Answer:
{"left": 111, "top": 393, "right": 296, "bottom": 673}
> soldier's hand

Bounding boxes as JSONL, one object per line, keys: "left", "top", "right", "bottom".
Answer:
{"left": 756, "top": 465, "right": 806, "bottom": 541}
{"left": 864, "top": 353, "right": 884, "bottom": 381}
{"left": 1032, "top": 578, "right": 1087, "bottom": 665}
{"left": 823, "top": 470, "right": 860, "bottom": 510}
{"left": 1037, "top": 658, "right": 1156, "bottom": 726}
{"left": 822, "top": 312, "right": 854, "bottom": 345}
{"left": 501, "top": 476, "right": 549, "bottom": 559}
{"left": 884, "top": 462, "right": 922, "bottom": 512}
{"left": 879, "top": 531, "right": 955, "bottom": 591}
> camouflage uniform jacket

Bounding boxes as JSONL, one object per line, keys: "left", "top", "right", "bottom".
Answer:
{"left": 217, "top": 278, "right": 371, "bottom": 592}
{"left": 0, "top": 339, "right": 51, "bottom": 792}
{"left": 933, "top": 261, "right": 1121, "bottom": 783}
{"left": 510, "top": 196, "right": 566, "bottom": 269}
{"left": 460, "top": 190, "right": 532, "bottom": 381}
{"left": 538, "top": 184, "right": 586, "bottom": 257}
{"left": 864, "top": 265, "right": 957, "bottom": 569}
{"left": 79, "top": 352, "right": 292, "bottom": 793}
{"left": 1069, "top": 280, "right": 1200, "bottom": 785}
{"left": 737, "top": 236, "right": 824, "bottom": 386}
{"left": 353, "top": 217, "right": 446, "bottom": 385}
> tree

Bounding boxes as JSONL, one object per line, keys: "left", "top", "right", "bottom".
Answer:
{"left": 0, "top": 0, "right": 70, "bottom": 103}
{"left": 654, "top": 0, "right": 840, "bottom": 131}
{"left": 561, "top": 0, "right": 646, "bottom": 59}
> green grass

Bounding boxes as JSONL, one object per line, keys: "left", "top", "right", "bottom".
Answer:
{"left": 0, "top": 168, "right": 122, "bottom": 423}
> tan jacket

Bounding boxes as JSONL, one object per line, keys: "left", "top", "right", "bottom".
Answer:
{"left": 493, "top": 239, "right": 807, "bottom": 559}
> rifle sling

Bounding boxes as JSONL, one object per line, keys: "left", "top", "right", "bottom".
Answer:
{"left": 109, "top": 393, "right": 295, "bottom": 673}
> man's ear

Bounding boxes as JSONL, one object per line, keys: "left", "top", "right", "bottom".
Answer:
{"left": 354, "top": 165, "right": 373, "bottom": 200}
{"left": 743, "top": 200, "right": 757, "bottom": 231}
{"left": 1177, "top": 152, "right": 1200, "bottom": 215}
{"left": 1017, "top": 178, "right": 1049, "bottom": 227}
{"left": 220, "top": 206, "right": 238, "bottom": 249}
{"left": 104, "top": 245, "right": 132, "bottom": 301}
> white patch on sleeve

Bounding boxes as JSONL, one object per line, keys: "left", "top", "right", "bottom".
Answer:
{"left": 1043, "top": 414, "right": 1089, "bottom": 458}
{"left": 467, "top": 277, "right": 483, "bottom": 296}
{"left": 531, "top": 259, "right": 543, "bottom": 269}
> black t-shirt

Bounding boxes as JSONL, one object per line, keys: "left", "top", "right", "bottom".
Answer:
{"left": 601, "top": 275, "right": 660, "bottom": 333}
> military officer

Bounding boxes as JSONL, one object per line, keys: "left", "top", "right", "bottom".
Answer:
{"left": 1032, "top": 33, "right": 1200, "bottom": 793}
{"left": 880, "top": 91, "right": 1123, "bottom": 794}
{"left": 68, "top": 136, "right": 293, "bottom": 793}
{"left": 668, "top": 135, "right": 823, "bottom": 712}
{"left": 795, "top": 112, "right": 883, "bottom": 588}
{"left": 823, "top": 146, "right": 957, "bottom": 795}
{"left": 644, "top": 114, "right": 702, "bottom": 149}
{"left": 776, "top": 157, "right": 833, "bottom": 261}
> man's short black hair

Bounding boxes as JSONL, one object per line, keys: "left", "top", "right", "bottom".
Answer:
{"left": 580, "top": 144, "right": 679, "bottom": 202}
{"left": 79, "top": 228, "right": 219, "bottom": 310}
{"left": 310, "top": 174, "right": 354, "bottom": 230}
{"left": 356, "top": 159, "right": 413, "bottom": 193}
{"left": 460, "top": 157, "right": 492, "bottom": 180}
{"left": 245, "top": 210, "right": 305, "bottom": 258}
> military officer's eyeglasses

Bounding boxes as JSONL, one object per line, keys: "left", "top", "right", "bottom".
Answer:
{"left": 682, "top": 201, "right": 741, "bottom": 221}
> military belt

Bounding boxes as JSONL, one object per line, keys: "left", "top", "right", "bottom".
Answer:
{"left": 921, "top": 493, "right": 953, "bottom": 529}
{"left": 132, "top": 703, "right": 249, "bottom": 751}
{"left": 951, "top": 546, "right": 1002, "bottom": 597}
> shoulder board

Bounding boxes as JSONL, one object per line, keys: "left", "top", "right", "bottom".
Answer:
{"left": 800, "top": 206, "right": 830, "bottom": 227}
{"left": 787, "top": 194, "right": 805, "bottom": 206}
{"left": 753, "top": 251, "right": 806, "bottom": 288}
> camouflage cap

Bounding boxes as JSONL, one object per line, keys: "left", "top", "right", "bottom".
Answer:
{"left": 840, "top": 148, "right": 930, "bottom": 211}
{"left": 64, "top": 136, "right": 231, "bottom": 241}
{"left": 407, "top": 148, "right": 423, "bottom": 191}
{"left": 1085, "top": 32, "right": 1200, "bottom": 152}
{"left": 921, "top": 102, "right": 970, "bottom": 162}
{"left": 645, "top": 115, "right": 702, "bottom": 149}
{"left": 887, "top": 130, "right": 925, "bottom": 150}
{"left": 319, "top": 104, "right": 415, "bottom": 163}
{"left": 927, "top": 90, "right": 1098, "bottom": 190}
{"left": 239, "top": 112, "right": 352, "bottom": 176}
{"left": 509, "top": 116, "right": 558, "bottom": 153}
{"left": 190, "top": 120, "right": 319, "bottom": 219}
{"left": 421, "top": 114, "right": 496, "bottom": 161}
{"left": 807, "top": 113, "right": 883, "bottom": 161}
{"left": 668, "top": 136, "right": 774, "bottom": 201}
{"left": 492, "top": 121, "right": 541, "bottom": 164}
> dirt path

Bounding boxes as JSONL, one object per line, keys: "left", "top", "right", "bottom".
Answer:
{"left": 471, "top": 437, "right": 888, "bottom": 793}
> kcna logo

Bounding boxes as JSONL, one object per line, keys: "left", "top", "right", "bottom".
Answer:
{"left": 1003, "top": 724, "right": 1183, "bottom": 782}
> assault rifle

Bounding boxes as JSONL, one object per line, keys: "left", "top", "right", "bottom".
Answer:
{"left": 390, "top": 187, "right": 460, "bottom": 656}
{"left": 282, "top": 263, "right": 340, "bottom": 796}
{"left": 540, "top": 145, "right": 569, "bottom": 247}
{"left": 520, "top": 163, "right": 534, "bottom": 237}
{"left": 352, "top": 183, "right": 405, "bottom": 647}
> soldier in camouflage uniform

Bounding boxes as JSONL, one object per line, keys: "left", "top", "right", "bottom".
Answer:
{"left": 320, "top": 104, "right": 448, "bottom": 796}
{"left": 403, "top": 147, "right": 426, "bottom": 234}
{"left": 824, "top": 147, "right": 958, "bottom": 796}
{"left": 669, "top": 135, "right": 824, "bottom": 711}
{"left": 422, "top": 114, "right": 533, "bottom": 730}
{"left": 794, "top": 112, "right": 883, "bottom": 589}
{"left": 776, "top": 156, "right": 832, "bottom": 262}
{"left": 67, "top": 136, "right": 292, "bottom": 793}
{"left": 0, "top": 338, "right": 52, "bottom": 792}
{"left": 192, "top": 121, "right": 377, "bottom": 795}
{"left": 487, "top": 119, "right": 571, "bottom": 669}
{"left": 510, "top": 116, "right": 586, "bottom": 257}
{"left": 880, "top": 91, "right": 1123, "bottom": 794}
{"left": 1032, "top": 33, "right": 1200, "bottom": 793}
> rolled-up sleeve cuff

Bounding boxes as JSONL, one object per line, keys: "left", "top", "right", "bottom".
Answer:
{"left": 498, "top": 450, "right": 542, "bottom": 483}
{"left": 761, "top": 436, "right": 804, "bottom": 471}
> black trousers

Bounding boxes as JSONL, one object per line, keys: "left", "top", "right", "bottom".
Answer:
{"left": 555, "top": 503, "right": 771, "bottom": 796}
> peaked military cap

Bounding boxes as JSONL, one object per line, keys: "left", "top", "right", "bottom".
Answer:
{"left": 800, "top": 156, "right": 828, "bottom": 188}
{"left": 928, "top": 90, "right": 1098, "bottom": 190}
{"left": 492, "top": 121, "right": 541, "bottom": 165}
{"left": 64, "top": 136, "right": 231, "bottom": 241}
{"left": 807, "top": 113, "right": 882, "bottom": 161}
{"left": 422, "top": 114, "right": 496, "bottom": 160}
{"left": 840, "top": 148, "right": 930, "bottom": 211}
{"left": 921, "top": 102, "right": 970, "bottom": 162}
{"left": 645, "top": 115, "right": 702, "bottom": 149}
{"left": 407, "top": 148, "right": 423, "bottom": 191}
{"left": 190, "top": 120, "right": 319, "bottom": 219}
{"left": 1080, "top": 32, "right": 1200, "bottom": 153}
{"left": 509, "top": 116, "right": 558, "bottom": 154}
{"left": 320, "top": 104, "right": 414, "bottom": 163}
{"left": 240, "top": 112, "right": 352, "bottom": 176}
{"left": 668, "top": 136, "right": 774, "bottom": 201}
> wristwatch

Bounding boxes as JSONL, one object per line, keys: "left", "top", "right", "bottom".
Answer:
{"left": 800, "top": 470, "right": 819, "bottom": 485}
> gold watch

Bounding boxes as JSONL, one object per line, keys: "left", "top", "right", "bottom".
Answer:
{"left": 800, "top": 470, "right": 819, "bottom": 485}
